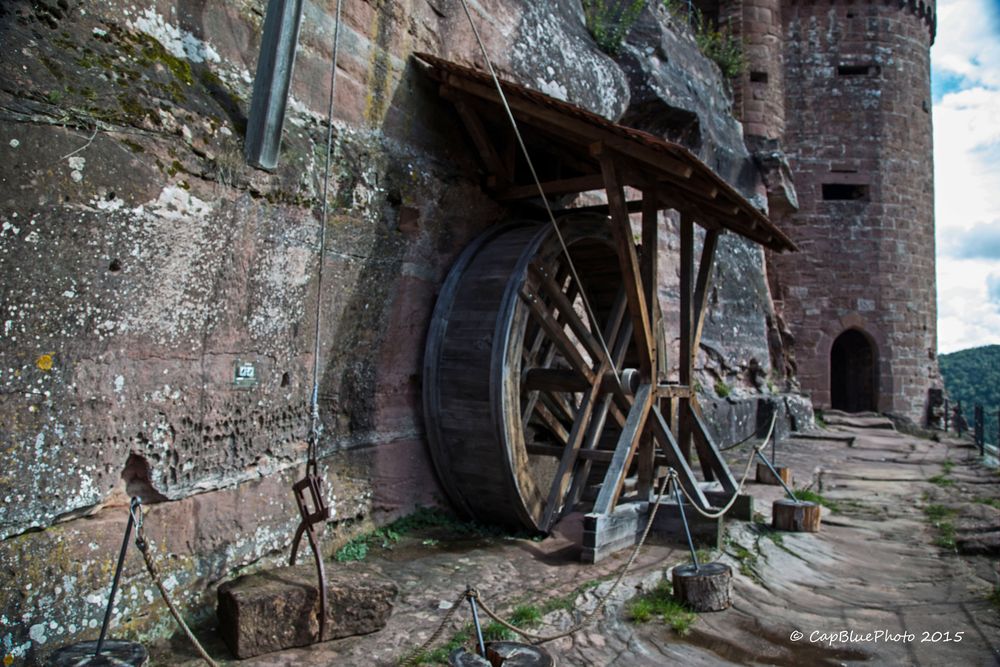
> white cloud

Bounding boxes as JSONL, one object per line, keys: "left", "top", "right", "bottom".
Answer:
{"left": 932, "top": 0, "right": 1000, "bottom": 87}
{"left": 938, "top": 259, "right": 1000, "bottom": 352}
{"left": 932, "top": 0, "right": 1000, "bottom": 353}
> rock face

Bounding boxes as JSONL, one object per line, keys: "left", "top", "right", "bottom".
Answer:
{"left": 0, "top": 0, "right": 806, "bottom": 661}
{"left": 217, "top": 563, "right": 398, "bottom": 659}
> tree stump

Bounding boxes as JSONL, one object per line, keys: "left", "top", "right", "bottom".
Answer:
{"left": 772, "top": 499, "right": 821, "bottom": 532}
{"left": 671, "top": 562, "right": 732, "bottom": 612}
{"left": 755, "top": 462, "right": 792, "bottom": 486}
{"left": 449, "top": 642, "right": 554, "bottom": 666}
{"left": 47, "top": 640, "right": 148, "bottom": 666}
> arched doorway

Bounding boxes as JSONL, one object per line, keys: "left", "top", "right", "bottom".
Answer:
{"left": 830, "top": 329, "right": 877, "bottom": 412}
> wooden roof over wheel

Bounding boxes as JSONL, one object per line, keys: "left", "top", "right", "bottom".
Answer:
{"left": 413, "top": 51, "right": 796, "bottom": 253}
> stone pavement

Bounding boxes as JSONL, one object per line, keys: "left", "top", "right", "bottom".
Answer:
{"left": 151, "top": 421, "right": 1000, "bottom": 666}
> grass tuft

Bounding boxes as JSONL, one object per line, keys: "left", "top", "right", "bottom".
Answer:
{"left": 923, "top": 504, "right": 958, "bottom": 551}
{"left": 928, "top": 474, "right": 954, "bottom": 487}
{"left": 334, "top": 506, "right": 520, "bottom": 562}
{"left": 794, "top": 489, "right": 839, "bottom": 513}
{"left": 625, "top": 578, "right": 697, "bottom": 634}
{"left": 583, "top": 0, "right": 646, "bottom": 55}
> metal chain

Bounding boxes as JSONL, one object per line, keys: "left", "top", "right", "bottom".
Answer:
{"left": 133, "top": 512, "right": 219, "bottom": 667}
{"left": 397, "top": 592, "right": 467, "bottom": 666}
{"left": 456, "top": 0, "right": 622, "bottom": 387}
{"left": 307, "top": 0, "right": 344, "bottom": 472}
{"left": 673, "top": 413, "right": 778, "bottom": 519}
{"left": 465, "top": 471, "right": 671, "bottom": 646}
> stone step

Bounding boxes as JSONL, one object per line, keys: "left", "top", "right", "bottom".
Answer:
{"left": 217, "top": 562, "right": 397, "bottom": 659}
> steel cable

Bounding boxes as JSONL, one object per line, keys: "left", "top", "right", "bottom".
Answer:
{"left": 307, "top": 0, "right": 344, "bottom": 470}
{"left": 456, "top": 0, "right": 623, "bottom": 386}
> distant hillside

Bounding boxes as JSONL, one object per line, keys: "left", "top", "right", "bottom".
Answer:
{"left": 939, "top": 344, "right": 1000, "bottom": 443}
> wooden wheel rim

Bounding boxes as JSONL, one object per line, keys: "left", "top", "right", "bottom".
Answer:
{"left": 424, "top": 213, "right": 629, "bottom": 532}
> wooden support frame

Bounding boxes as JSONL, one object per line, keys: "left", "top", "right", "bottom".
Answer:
{"left": 678, "top": 213, "right": 695, "bottom": 463}
{"left": 596, "top": 146, "right": 655, "bottom": 377}
{"left": 692, "top": 229, "right": 720, "bottom": 363}
{"left": 593, "top": 383, "right": 653, "bottom": 515}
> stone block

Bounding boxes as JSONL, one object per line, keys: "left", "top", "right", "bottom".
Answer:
{"left": 217, "top": 563, "right": 398, "bottom": 659}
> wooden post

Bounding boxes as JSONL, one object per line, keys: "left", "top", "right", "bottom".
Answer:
{"left": 691, "top": 229, "right": 720, "bottom": 365}
{"left": 671, "top": 562, "right": 733, "bottom": 612}
{"left": 678, "top": 213, "right": 694, "bottom": 462}
{"left": 597, "top": 147, "right": 655, "bottom": 376}
{"left": 755, "top": 463, "right": 792, "bottom": 486}
{"left": 772, "top": 499, "right": 821, "bottom": 532}
{"left": 637, "top": 193, "right": 660, "bottom": 499}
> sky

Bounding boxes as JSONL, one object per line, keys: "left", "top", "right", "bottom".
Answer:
{"left": 932, "top": 0, "right": 1000, "bottom": 353}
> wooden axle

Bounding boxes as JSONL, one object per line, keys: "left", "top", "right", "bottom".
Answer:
{"left": 523, "top": 368, "right": 641, "bottom": 394}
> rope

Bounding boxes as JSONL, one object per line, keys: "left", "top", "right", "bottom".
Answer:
{"left": 399, "top": 415, "right": 778, "bottom": 656}
{"left": 307, "top": 0, "right": 344, "bottom": 472}
{"left": 467, "top": 471, "right": 672, "bottom": 645}
{"left": 133, "top": 518, "right": 219, "bottom": 667}
{"left": 456, "top": 0, "right": 622, "bottom": 387}
{"left": 673, "top": 412, "right": 778, "bottom": 519}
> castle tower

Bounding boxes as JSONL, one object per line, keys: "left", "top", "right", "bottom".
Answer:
{"left": 722, "top": 0, "right": 786, "bottom": 142}
{"left": 767, "top": 0, "right": 940, "bottom": 421}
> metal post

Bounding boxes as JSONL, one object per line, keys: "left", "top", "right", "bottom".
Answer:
{"left": 975, "top": 404, "right": 984, "bottom": 455}
{"left": 466, "top": 589, "right": 487, "bottom": 657}
{"left": 95, "top": 498, "right": 141, "bottom": 657}
{"left": 755, "top": 449, "right": 798, "bottom": 502}
{"left": 944, "top": 398, "right": 950, "bottom": 431}
{"left": 245, "top": 0, "right": 305, "bottom": 170}
{"left": 670, "top": 475, "right": 700, "bottom": 570}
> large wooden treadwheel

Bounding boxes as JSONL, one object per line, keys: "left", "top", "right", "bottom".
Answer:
{"left": 425, "top": 213, "right": 655, "bottom": 533}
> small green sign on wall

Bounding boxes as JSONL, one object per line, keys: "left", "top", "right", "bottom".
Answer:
{"left": 233, "top": 360, "right": 259, "bottom": 388}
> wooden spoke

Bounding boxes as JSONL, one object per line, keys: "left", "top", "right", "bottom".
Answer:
{"left": 529, "top": 401, "right": 570, "bottom": 447}
{"left": 540, "top": 389, "right": 576, "bottom": 426}
{"left": 540, "top": 384, "right": 601, "bottom": 530}
{"left": 528, "top": 261, "right": 604, "bottom": 363}
{"left": 520, "top": 286, "right": 595, "bottom": 380}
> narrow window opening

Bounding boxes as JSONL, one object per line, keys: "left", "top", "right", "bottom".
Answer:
{"left": 822, "top": 183, "right": 869, "bottom": 201}
{"left": 837, "top": 64, "right": 879, "bottom": 76}
{"left": 749, "top": 71, "right": 768, "bottom": 83}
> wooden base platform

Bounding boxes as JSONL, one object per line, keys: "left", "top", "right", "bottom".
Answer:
{"left": 582, "top": 496, "right": 735, "bottom": 563}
